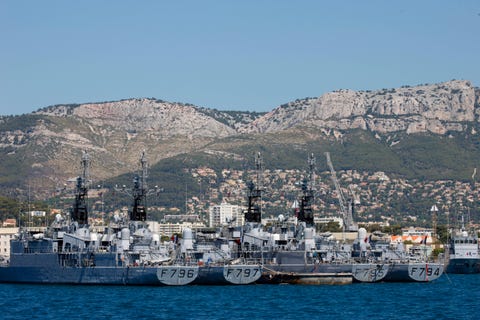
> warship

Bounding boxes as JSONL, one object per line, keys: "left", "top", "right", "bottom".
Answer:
{"left": 0, "top": 150, "right": 444, "bottom": 285}
{"left": 0, "top": 151, "right": 171, "bottom": 285}
{"left": 445, "top": 216, "right": 480, "bottom": 274}
{"left": 239, "top": 153, "right": 352, "bottom": 284}
{"left": 173, "top": 227, "right": 262, "bottom": 285}
{"left": 353, "top": 229, "right": 443, "bottom": 282}
{"left": 0, "top": 151, "right": 261, "bottom": 286}
{"left": 154, "top": 226, "right": 262, "bottom": 286}
{"left": 235, "top": 153, "right": 444, "bottom": 283}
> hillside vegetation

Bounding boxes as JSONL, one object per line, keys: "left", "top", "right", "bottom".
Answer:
{"left": 0, "top": 80, "right": 480, "bottom": 226}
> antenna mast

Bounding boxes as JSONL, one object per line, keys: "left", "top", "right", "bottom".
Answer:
{"left": 298, "top": 153, "right": 316, "bottom": 226}
{"left": 71, "top": 151, "right": 91, "bottom": 227}
{"left": 245, "top": 152, "right": 263, "bottom": 223}
{"left": 130, "top": 150, "right": 149, "bottom": 221}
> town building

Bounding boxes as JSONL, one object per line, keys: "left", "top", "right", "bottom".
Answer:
{"left": 2, "top": 219, "right": 16, "bottom": 228}
{"left": 208, "top": 202, "right": 245, "bottom": 228}
{"left": 0, "top": 227, "right": 18, "bottom": 260}
{"left": 149, "top": 221, "right": 207, "bottom": 237}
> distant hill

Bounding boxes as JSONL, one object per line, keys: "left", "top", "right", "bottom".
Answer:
{"left": 1, "top": 80, "right": 479, "bottom": 200}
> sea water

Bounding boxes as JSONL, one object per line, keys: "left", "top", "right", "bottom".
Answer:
{"left": 1, "top": 274, "right": 478, "bottom": 320}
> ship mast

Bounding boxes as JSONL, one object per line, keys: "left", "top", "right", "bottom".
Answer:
{"left": 130, "top": 150, "right": 149, "bottom": 221}
{"left": 298, "top": 153, "right": 316, "bottom": 226}
{"left": 245, "top": 152, "right": 263, "bottom": 223}
{"left": 125, "top": 150, "right": 162, "bottom": 222}
{"left": 71, "top": 151, "right": 91, "bottom": 227}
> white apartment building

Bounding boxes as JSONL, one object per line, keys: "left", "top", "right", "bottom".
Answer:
{"left": 148, "top": 221, "right": 207, "bottom": 237}
{"left": 402, "top": 226, "right": 434, "bottom": 237}
{"left": 208, "top": 202, "right": 245, "bottom": 228}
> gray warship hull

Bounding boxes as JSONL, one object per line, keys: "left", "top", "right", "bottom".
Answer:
{"left": 445, "top": 226, "right": 480, "bottom": 274}
{"left": 383, "top": 262, "right": 444, "bottom": 282}
{"left": 446, "top": 258, "right": 480, "bottom": 274}
{"left": 247, "top": 248, "right": 444, "bottom": 283}
{"left": 0, "top": 254, "right": 262, "bottom": 286}
{"left": 0, "top": 253, "right": 165, "bottom": 285}
{"left": 257, "top": 261, "right": 444, "bottom": 283}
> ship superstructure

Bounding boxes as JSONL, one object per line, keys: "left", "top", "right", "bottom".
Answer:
{"left": 446, "top": 216, "right": 480, "bottom": 274}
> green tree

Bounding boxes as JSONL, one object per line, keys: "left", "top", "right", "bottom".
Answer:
{"left": 317, "top": 221, "right": 342, "bottom": 232}
{"left": 436, "top": 224, "right": 448, "bottom": 243}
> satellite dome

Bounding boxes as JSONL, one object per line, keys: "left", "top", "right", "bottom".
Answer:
{"left": 358, "top": 228, "right": 367, "bottom": 240}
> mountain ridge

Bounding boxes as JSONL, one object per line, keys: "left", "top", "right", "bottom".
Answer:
{"left": 240, "top": 80, "right": 478, "bottom": 136}
{"left": 1, "top": 79, "right": 479, "bottom": 199}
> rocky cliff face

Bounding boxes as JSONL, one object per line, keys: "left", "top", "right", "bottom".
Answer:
{"left": 1, "top": 80, "right": 479, "bottom": 197}
{"left": 241, "top": 80, "right": 477, "bottom": 136}
{"left": 36, "top": 98, "right": 237, "bottom": 138}
{"left": 1, "top": 99, "right": 245, "bottom": 188}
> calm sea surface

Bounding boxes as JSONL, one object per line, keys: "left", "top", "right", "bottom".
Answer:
{"left": 1, "top": 274, "right": 478, "bottom": 320}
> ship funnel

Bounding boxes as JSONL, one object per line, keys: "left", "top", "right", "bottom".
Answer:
{"left": 120, "top": 228, "right": 131, "bottom": 251}
{"left": 181, "top": 228, "right": 194, "bottom": 253}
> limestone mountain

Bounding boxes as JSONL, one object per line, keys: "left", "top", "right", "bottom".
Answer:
{"left": 0, "top": 99, "right": 262, "bottom": 196}
{"left": 0, "top": 80, "right": 479, "bottom": 199}
{"left": 241, "top": 80, "right": 478, "bottom": 137}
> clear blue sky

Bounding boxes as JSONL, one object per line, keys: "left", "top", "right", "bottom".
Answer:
{"left": 1, "top": 0, "right": 479, "bottom": 115}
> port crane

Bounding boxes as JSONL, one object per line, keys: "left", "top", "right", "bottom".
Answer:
{"left": 324, "top": 152, "right": 358, "bottom": 232}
